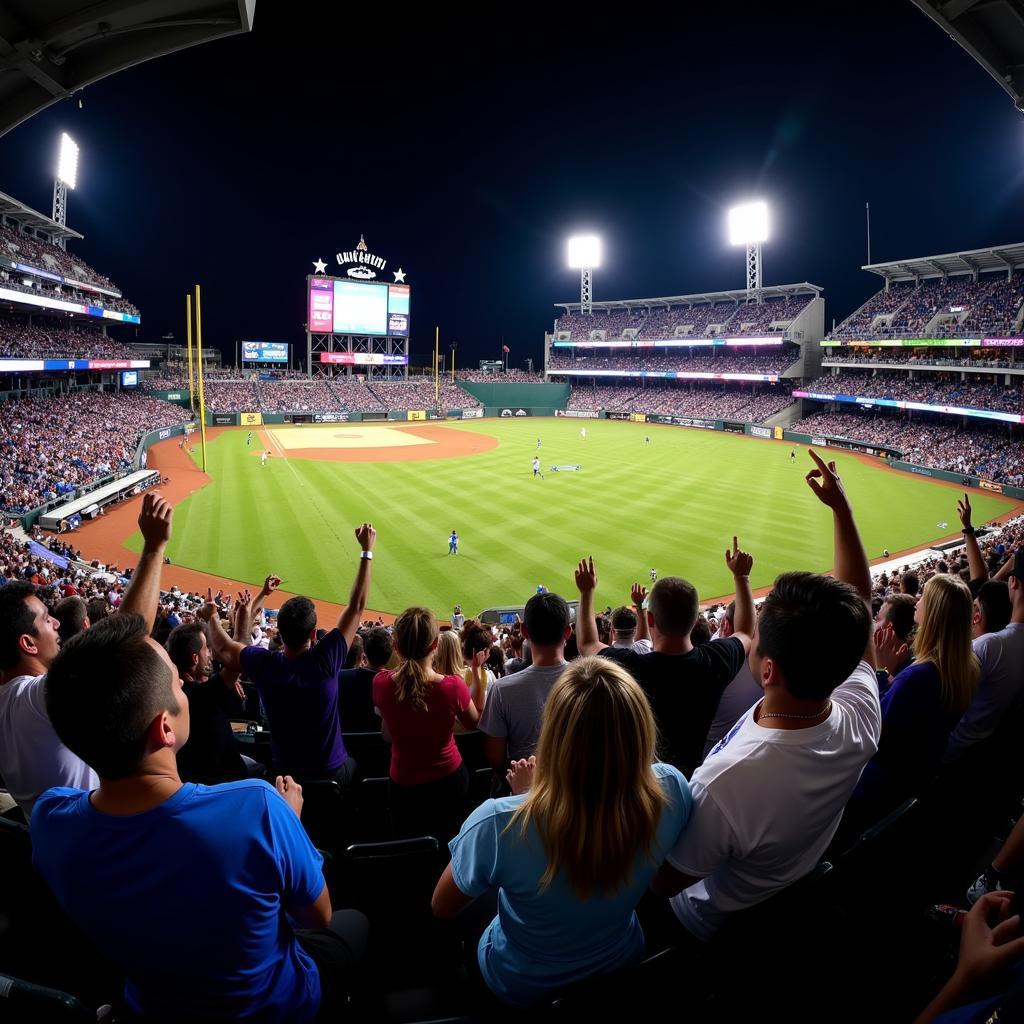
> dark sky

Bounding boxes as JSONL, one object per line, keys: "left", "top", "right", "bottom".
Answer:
{"left": 0, "top": 1, "right": 1020, "bottom": 369}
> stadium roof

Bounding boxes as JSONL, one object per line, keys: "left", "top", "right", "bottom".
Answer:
{"left": 0, "top": 188, "right": 81, "bottom": 239}
{"left": 0, "top": 1, "right": 255, "bottom": 138}
{"left": 911, "top": 0, "right": 1024, "bottom": 110}
{"left": 555, "top": 282, "right": 822, "bottom": 313}
{"left": 863, "top": 242, "right": 1024, "bottom": 282}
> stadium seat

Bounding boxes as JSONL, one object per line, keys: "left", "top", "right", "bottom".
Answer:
{"left": 297, "top": 779, "right": 348, "bottom": 852}
{"left": 351, "top": 776, "right": 393, "bottom": 842}
{"left": 343, "top": 731, "right": 391, "bottom": 779}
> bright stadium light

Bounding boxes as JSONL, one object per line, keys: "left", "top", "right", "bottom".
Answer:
{"left": 567, "top": 235, "right": 602, "bottom": 314}
{"left": 567, "top": 235, "right": 602, "bottom": 269}
{"left": 56, "top": 133, "right": 79, "bottom": 189}
{"left": 727, "top": 200, "right": 769, "bottom": 295}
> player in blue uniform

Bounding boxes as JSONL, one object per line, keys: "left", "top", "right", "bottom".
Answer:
{"left": 448, "top": 530, "right": 459, "bottom": 555}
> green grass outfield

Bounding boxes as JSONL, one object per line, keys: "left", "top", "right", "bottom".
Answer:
{"left": 125, "top": 418, "right": 1016, "bottom": 615}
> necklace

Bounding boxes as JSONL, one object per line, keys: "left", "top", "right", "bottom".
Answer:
{"left": 757, "top": 701, "right": 832, "bottom": 721}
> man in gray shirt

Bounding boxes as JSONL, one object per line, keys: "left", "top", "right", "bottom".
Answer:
{"left": 480, "top": 592, "right": 571, "bottom": 768}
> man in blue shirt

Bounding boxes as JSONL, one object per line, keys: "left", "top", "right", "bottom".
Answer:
{"left": 32, "top": 525, "right": 367, "bottom": 1021}
{"left": 449, "top": 530, "right": 459, "bottom": 555}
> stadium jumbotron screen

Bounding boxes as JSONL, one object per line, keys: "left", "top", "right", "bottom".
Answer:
{"left": 308, "top": 277, "right": 410, "bottom": 337}
{"left": 241, "top": 341, "right": 288, "bottom": 363}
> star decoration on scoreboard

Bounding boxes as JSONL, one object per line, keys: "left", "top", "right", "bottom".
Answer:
{"left": 393, "top": 267, "right": 406, "bottom": 283}
{"left": 312, "top": 258, "right": 327, "bottom": 274}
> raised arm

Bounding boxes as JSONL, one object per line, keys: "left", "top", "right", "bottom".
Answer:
{"left": 805, "top": 449, "right": 875, "bottom": 666}
{"left": 198, "top": 589, "right": 246, "bottom": 674}
{"left": 724, "top": 536, "right": 754, "bottom": 650}
{"left": 118, "top": 492, "right": 173, "bottom": 634}
{"left": 631, "top": 583, "right": 650, "bottom": 642}
{"left": 574, "top": 556, "right": 603, "bottom": 656}
{"left": 957, "top": 494, "right": 988, "bottom": 583}
{"left": 251, "top": 574, "right": 282, "bottom": 620}
{"left": 336, "top": 524, "right": 376, "bottom": 648}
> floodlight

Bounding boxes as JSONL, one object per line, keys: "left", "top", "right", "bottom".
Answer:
{"left": 57, "top": 133, "right": 79, "bottom": 189}
{"left": 567, "top": 235, "right": 602, "bottom": 269}
{"left": 727, "top": 201, "right": 768, "bottom": 246}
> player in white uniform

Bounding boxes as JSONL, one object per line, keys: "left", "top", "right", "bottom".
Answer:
{"left": 533, "top": 456, "right": 543, "bottom": 479}
{"left": 580, "top": 427, "right": 587, "bottom": 440}
{"left": 261, "top": 450, "right": 268, "bottom": 466}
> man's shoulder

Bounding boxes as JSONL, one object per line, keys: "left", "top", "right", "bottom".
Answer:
{"left": 33, "top": 786, "right": 88, "bottom": 825}
{"left": 498, "top": 663, "right": 564, "bottom": 690}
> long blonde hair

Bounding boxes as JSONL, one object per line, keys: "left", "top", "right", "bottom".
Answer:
{"left": 433, "top": 630, "right": 465, "bottom": 677}
{"left": 912, "top": 574, "right": 980, "bottom": 714}
{"left": 508, "top": 656, "right": 665, "bottom": 898}
{"left": 391, "top": 607, "right": 438, "bottom": 712}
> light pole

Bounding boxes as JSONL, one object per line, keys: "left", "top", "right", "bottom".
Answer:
{"left": 52, "top": 133, "right": 79, "bottom": 250}
{"left": 728, "top": 201, "right": 769, "bottom": 298}
{"left": 567, "top": 235, "right": 602, "bottom": 314}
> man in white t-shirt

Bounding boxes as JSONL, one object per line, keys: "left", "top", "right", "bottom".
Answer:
{"left": 945, "top": 550, "right": 1024, "bottom": 762}
{"left": 0, "top": 492, "right": 174, "bottom": 821}
{"left": 651, "top": 450, "right": 881, "bottom": 940}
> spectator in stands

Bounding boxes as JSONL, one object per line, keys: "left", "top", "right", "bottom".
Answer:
{"left": 649, "top": 450, "right": 880, "bottom": 941}
{"left": 373, "top": 606, "right": 485, "bottom": 841}
{"left": 338, "top": 626, "right": 392, "bottom": 733}
{"left": 972, "top": 580, "right": 1011, "bottom": 639}
{"left": 573, "top": 541, "right": 753, "bottom": 778}
{"left": 854, "top": 574, "right": 979, "bottom": 820}
{"left": 202, "top": 530, "right": 375, "bottom": 786}
{"left": 901, "top": 571, "right": 920, "bottom": 598}
{"left": 33, "top": 611, "right": 368, "bottom": 1023}
{"left": 434, "top": 629, "right": 466, "bottom": 678}
{"left": 701, "top": 600, "right": 763, "bottom": 760}
{"left": 53, "top": 594, "right": 89, "bottom": 644}
{"left": 461, "top": 619, "right": 496, "bottom": 697}
{"left": 945, "top": 550, "right": 1024, "bottom": 762}
{"left": 0, "top": 492, "right": 171, "bottom": 820}
{"left": 872, "top": 592, "right": 917, "bottom": 685}
{"left": 168, "top": 621, "right": 251, "bottom": 784}
{"left": 432, "top": 657, "right": 691, "bottom": 1007}
{"left": 480, "top": 592, "right": 572, "bottom": 771}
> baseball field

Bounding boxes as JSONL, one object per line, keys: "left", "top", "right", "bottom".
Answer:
{"left": 116, "top": 417, "right": 1017, "bottom": 616}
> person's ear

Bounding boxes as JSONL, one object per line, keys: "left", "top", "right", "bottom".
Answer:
{"left": 148, "top": 711, "right": 177, "bottom": 752}
{"left": 562, "top": 625, "right": 571, "bottom": 642}
{"left": 760, "top": 656, "right": 779, "bottom": 689}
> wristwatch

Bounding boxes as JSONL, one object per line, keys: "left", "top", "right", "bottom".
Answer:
{"left": 962, "top": 526, "right": 976, "bottom": 537}
{"left": 360, "top": 550, "right": 374, "bottom": 560}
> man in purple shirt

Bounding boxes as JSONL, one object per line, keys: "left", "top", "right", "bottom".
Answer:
{"left": 203, "top": 523, "right": 376, "bottom": 784}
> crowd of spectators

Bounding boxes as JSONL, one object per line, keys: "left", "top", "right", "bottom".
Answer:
{"left": 832, "top": 273, "right": 1024, "bottom": 340}
{"left": 567, "top": 382, "right": 794, "bottom": 421}
{"left": 0, "top": 391, "right": 189, "bottom": 513}
{"left": 0, "top": 317, "right": 141, "bottom": 359}
{"left": 0, "top": 223, "right": 121, "bottom": 292}
{"left": 455, "top": 369, "right": 542, "bottom": 382}
{"left": 823, "top": 348, "right": 1023, "bottom": 369}
{"left": 555, "top": 295, "right": 811, "bottom": 342}
{"left": 804, "top": 372, "right": 1024, "bottom": 414}
{"left": 794, "top": 409, "right": 1024, "bottom": 484}
{"left": 548, "top": 349, "right": 800, "bottom": 375}
{"left": 3, "top": 434, "right": 1023, "bottom": 1021}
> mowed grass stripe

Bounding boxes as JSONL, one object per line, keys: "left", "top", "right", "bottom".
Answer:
{"left": 125, "top": 419, "right": 1015, "bottom": 614}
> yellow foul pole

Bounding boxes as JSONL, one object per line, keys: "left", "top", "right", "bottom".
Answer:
{"left": 434, "top": 326, "right": 439, "bottom": 407}
{"left": 194, "top": 284, "right": 209, "bottom": 473}
{"left": 451, "top": 346, "right": 455, "bottom": 384}
{"left": 185, "top": 294, "right": 196, "bottom": 415}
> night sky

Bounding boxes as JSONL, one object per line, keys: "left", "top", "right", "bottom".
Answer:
{"left": 0, "top": 1, "right": 1019, "bottom": 370}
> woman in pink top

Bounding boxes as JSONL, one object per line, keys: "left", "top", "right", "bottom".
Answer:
{"left": 373, "top": 607, "right": 485, "bottom": 841}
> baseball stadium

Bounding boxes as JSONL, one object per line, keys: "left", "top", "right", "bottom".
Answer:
{"left": 1, "top": 2, "right": 1024, "bottom": 1023}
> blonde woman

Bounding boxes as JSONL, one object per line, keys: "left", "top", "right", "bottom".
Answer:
{"left": 431, "top": 657, "right": 691, "bottom": 1006}
{"left": 373, "top": 607, "right": 485, "bottom": 840}
{"left": 856, "top": 573, "right": 980, "bottom": 814}
{"left": 433, "top": 630, "right": 466, "bottom": 678}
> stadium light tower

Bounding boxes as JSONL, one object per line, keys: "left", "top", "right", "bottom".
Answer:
{"left": 567, "top": 235, "right": 602, "bottom": 314}
{"left": 728, "top": 200, "right": 769, "bottom": 297}
{"left": 52, "top": 133, "right": 79, "bottom": 250}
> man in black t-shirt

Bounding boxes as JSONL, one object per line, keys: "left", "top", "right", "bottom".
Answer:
{"left": 574, "top": 540, "right": 755, "bottom": 777}
{"left": 169, "top": 623, "right": 250, "bottom": 784}
{"left": 338, "top": 626, "right": 393, "bottom": 733}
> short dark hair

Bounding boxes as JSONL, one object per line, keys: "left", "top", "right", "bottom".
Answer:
{"left": 166, "top": 622, "right": 205, "bottom": 676}
{"left": 647, "top": 577, "right": 699, "bottom": 637}
{"left": 523, "top": 592, "right": 570, "bottom": 647}
{"left": 344, "top": 632, "right": 364, "bottom": 669}
{"left": 690, "top": 615, "right": 712, "bottom": 645}
{"left": 757, "top": 572, "right": 871, "bottom": 701}
{"left": 610, "top": 606, "right": 637, "bottom": 634}
{"left": 901, "top": 572, "right": 920, "bottom": 597}
{"left": 54, "top": 595, "right": 89, "bottom": 644}
{"left": 881, "top": 594, "right": 916, "bottom": 642}
{"left": 0, "top": 581, "right": 38, "bottom": 669}
{"left": 722, "top": 600, "right": 736, "bottom": 625}
{"left": 461, "top": 619, "right": 492, "bottom": 656}
{"left": 977, "top": 580, "right": 1011, "bottom": 634}
{"left": 363, "top": 627, "right": 393, "bottom": 669}
{"left": 86, "top": 598, "right": 108, "bottom": 624}
{"left": 45, "top": 613, "right": 179, "bottom": 779}
{"left": 277, "top": 596, "right": 317, "bottom": 648}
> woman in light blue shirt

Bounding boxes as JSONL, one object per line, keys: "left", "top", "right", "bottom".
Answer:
{"left": 431, "top": 656, "right": 692, "bottom": 1006}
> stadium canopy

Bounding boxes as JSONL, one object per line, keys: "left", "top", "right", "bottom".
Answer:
{"left": 0, "top": 189, "right": 81, "bottom": 240}
{"left": 0, "top": 1, "right": 255, "bottom": 138}
{"left": 911, "top": 1, "right": 1024, "bottom": 110}
{"left": 863, "top": 242, "right": 1024, "bottom": 283}
{"left": 554, "top": 282, "right": 822, "bottom": 314}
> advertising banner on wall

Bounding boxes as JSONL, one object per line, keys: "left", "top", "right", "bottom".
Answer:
{"left": 240, "top": 412, "right": 263, "bottom": 426}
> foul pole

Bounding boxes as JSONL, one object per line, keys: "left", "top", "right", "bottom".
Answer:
{"left": 185, "top": 294, "right": 196, "bottom": 415}
{"left": 194, "top": 284, "right": 209, "bottom": 473}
